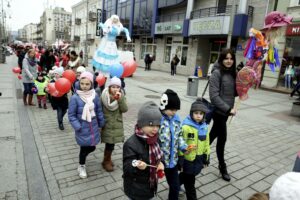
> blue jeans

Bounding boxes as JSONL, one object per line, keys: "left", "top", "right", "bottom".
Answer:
{"left": 285, "top": 75, "right": 291, "bottom": 89}
{"left": 165, "top": 167, "right": 180, "bottom": 200}
{"left": 23, "top": 82, "right": 34, "bottom": 95}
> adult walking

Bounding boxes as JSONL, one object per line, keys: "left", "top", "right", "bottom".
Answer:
{"left": 39, "top": 49, "right": 56, "bottom": 73}
{"left": 171, "top": 54, "right": 180, "bottom": 76}
{"left": 22, "top": 49, "right": 38, "bottom": 106}
{"left": 209, "top": 49, "right": 237, "bottom": 182}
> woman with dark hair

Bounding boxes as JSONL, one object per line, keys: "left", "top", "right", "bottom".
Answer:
{"left": 209, "top": 49, "right": 237, "bottom": 182}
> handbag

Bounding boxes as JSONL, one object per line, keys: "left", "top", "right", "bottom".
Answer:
{"left": 200, "top": 80, "right": 215, "bottom": 124}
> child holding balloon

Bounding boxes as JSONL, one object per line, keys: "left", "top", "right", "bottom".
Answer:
{"left": 48, "top": 67, "right": 69, "bottom": 130}
{"left": 68, "top": 71, "right": 105, "bottom": 179}
{"left": 100, "top": 76, "right": 128, "bottom": 172}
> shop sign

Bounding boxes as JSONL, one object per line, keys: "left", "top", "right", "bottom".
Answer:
{"left": 286, "top": 24, "right": 300, "bottom": 36}
{"left": 189, "top": 16, "right": 230, "bottom": 35}
{"left": 155, "top": 21, "right": 183, "bottom": 34}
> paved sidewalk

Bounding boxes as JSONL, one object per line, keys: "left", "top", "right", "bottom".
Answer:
{"left": 2, "top": 55, "right": 300, "bottom": 199}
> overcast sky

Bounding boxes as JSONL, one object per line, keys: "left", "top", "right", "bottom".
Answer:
{"left": 7, "top": 0, "right": 81, "bottom": 31}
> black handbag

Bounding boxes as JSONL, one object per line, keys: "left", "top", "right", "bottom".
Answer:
{"left": 201, "top": 80, "right": 215, "bottom": 124}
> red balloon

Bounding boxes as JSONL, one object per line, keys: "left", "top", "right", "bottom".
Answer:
{"left": 46, "top": 83, "right": 57, "bottom": 94}
{"left": 17, "top": 75, "right": 22, "bottom": 80}
{"left": 96, "top": 74, "right": 106, "bottom": 86}
{"left": 55, "top": 78, "right": 71, "bottom": 94}
{"left": 62, "top": 70, "right": 76, "bottom": 83}
{"left": 37, "top": 65, "right": 42, "bottom": 72}
{"left": 122, "top": 60, "right": 137, "bottom": 77}
{"left": 12, "top": 67, "right": 21, "bottom": 74}
{"left": 50, "top": 89, "right": 64, "bottom": 97}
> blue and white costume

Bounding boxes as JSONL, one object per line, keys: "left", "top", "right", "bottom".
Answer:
{"left": 92, "top": 15, "right": 131, "bottom": 74}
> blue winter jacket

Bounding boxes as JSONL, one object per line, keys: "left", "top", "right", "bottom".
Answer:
{"left": 68, "top": 93, "right": 105, "bottom": 146}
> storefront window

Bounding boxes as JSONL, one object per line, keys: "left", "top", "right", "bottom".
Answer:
{"left": 164, "top": 46, "right": 171, "bottom": 63}
{"left": 181, "top": 47, "right": 188, "bottom": 65}
{"left": 140, "top": 37, "right": 156, "bottom": 60}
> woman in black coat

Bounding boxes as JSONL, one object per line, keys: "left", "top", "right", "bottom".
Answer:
{"left": 209, "top": 49, "right": 237, "bottom": 182}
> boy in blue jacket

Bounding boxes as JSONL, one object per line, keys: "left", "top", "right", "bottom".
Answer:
{"left": 158, "top": 89, "right": 190, "bottom": 200}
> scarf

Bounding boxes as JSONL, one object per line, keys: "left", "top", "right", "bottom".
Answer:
{"left": 135, "top": 125, "right": 163, "bottom": 190}
{"left": 77, "top": 89, "right": 96, "bottom": 122}
{"left": 26, "top": 57, "right": 37, "bottom": 66}
{"left": 101, "top": 88, "right": 119, "bottom": 111}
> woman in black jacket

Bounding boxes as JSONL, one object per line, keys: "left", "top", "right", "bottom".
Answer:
{"left": 209, "top": 49, "right": 237, "bottom": 182}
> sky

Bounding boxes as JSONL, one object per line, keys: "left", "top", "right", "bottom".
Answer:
{"left": 7, "top": 0, "right": 81, "bottom": 31}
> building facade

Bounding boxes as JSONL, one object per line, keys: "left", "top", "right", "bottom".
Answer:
{"left": 101, "top": 0, "right": 268, "bottom": 77}
{"left": 71, "top": 0, "right": 102, "bottom": 58}
{"left": 23, "top": 23, "right": 37, "bottom": 43}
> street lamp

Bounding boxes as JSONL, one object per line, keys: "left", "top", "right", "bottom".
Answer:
{"left": 84, "top": 0, "right": 89, "bottom": 67}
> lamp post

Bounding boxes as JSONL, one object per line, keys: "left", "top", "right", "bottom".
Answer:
{"left": 0, "top": 0, "right": 10, "bottom": 63}
{"left": 84, "top": 0, "right": 89, "bottom": 67}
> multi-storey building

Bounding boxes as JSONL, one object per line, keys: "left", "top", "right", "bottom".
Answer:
{"left": 71, "top": 0, "right": 102, "bottom": 59}
{"left": 17, "top": 28, "right": 26, "bottom": 42}
{"left": 23, "top": 23, "right": 37, "bottom": 43}
{"left": 40, "top": 7, "right": 71, "bottom": 47}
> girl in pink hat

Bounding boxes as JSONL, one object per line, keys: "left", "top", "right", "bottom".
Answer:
{"left": 68, "top": 71, "right": 105, "bottom": 178}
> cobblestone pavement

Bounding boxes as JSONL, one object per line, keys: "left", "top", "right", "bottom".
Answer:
{"left": 2, "top": 55, "right": 300, "bottom": 200}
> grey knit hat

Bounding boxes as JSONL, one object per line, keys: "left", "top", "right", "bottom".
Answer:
{"left": 137, "top": 101, "right": 162, "bottom": 127}
{"left": 190, "top": 98, "right": 210, "bottom": 113}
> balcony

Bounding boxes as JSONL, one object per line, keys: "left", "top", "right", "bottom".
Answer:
{"left": 157, "top": 12, "right": 185, "bottom": 23}
{"left": 158, "top": 0, "right": 186, "bottom": 8}
{"left": 89, "top": 12, "right": 97, "bottom": 22}
{"left": 75, "top": 18, "right": 81, "bottom": 25}
{"left": 191, "top": 5, "right": 254, "bottom": 19}
{"left": 74, "top": 35, "right": 80, "bottom": 41}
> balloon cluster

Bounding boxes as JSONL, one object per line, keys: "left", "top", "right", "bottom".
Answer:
{"left": 47, "top": 69, "right": 76, "bottom": 97}
{"left": 95, "top": 59, "right": 137, "bottom": 86}
{"left": 12, "top": 67, "right": 22, "bottom": 80}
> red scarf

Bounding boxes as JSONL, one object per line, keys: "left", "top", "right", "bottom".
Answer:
{"left": 135, "top": 125, "right": 163, "bottom": 190}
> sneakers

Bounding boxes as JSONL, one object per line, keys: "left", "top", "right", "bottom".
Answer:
{"left": 78, "top": 165, "right": 87, "bottom": 178}
{"left": 38, "top": 104, "right": 42, "bottom": 108}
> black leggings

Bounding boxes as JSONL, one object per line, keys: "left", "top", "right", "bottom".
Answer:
{"left": 179, "top": 172, "right": 196, "bottom": 200}
{"left": 105, "top": 143, "right": 115, "bottom": 151}
{"left": 79, "top": 146, "right": 96, "bottom": 165}
{"left": 209, "top": 112, "right": 229, "bottom": 166}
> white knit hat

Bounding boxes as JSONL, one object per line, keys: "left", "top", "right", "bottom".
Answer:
{"left": 53, "top": 67, "right": 64, "bottom": 76}
{"left": 76, "top": 66, "right": 86, "bottom": 73}
{"left": 269, "top": 172, "right": 300, "bottom": 200}
{"left": 108, "top": 76, "right": 121, "bottom": 87}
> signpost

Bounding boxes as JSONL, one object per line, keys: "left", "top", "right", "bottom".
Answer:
{"left": 96, "top": 9, "right": 102, "bottom": 36}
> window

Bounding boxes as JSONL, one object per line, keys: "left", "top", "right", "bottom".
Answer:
{"left": 164, "top": 37, "right": 172, "bottom": 63}
{"left": 217, "top": 0, "right": 227, "bottom": 14}
{"left": 181, "top": 47, "right": 188, "bottom": 66}
{"left": 140, "top": 37, "right": 157, "bottom": 60}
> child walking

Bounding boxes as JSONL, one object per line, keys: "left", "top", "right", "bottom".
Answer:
{"left": 34, "top": 72, "right": 48, "bottom": 109}
{"left": 158, "top": 89, "right": 189, "bottom": 200}
{"left": 68, "top": 71, "right": 105, "bottom": 178}
{"left": 123, "top": 101, "right": 164, "bottom": 200}
{"left": 179, "top": 98, "right": 210, "bottom": 200}
{"left": 101, "top": 77, "right": 128, "bottom": 172}
{"left": 49, "top": 67, "right": 69, "bottom": 130}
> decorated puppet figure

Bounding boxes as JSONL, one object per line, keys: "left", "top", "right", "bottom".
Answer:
{"left": 92, "top": 15, "right": 131, "bottom": 75}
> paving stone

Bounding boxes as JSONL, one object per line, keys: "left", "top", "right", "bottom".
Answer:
{"left": 201, "top": 193, "right": 223, "bottom": 200}
{"left": 232, "top": 178, "right": 253, "bottom": 190}
{"left": 198, "top": 181, "right": 223, "bottom": 195}
{"left": 216, "top": 185, "right": 239, "bottom": 198}
{"left": 235, "top": 187, "right": 257, "bottom": 200}
{"left": 246, "top": 172, "right": 264, "bottom": 182}
{"left": 251, "top": 180, "right": 271, "bottom": 192}
{"left": 231, "top": 169, "right": 249, "bottom": 179}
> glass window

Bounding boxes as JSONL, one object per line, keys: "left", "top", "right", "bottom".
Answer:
{"left": 164, "top": 46, "right": 171, "bottom": 63}
{"left": 183, "top": 37, "right": 189, "bottom": 45}
{"left": 166, "top": 37, "right": 172, "bottom": 44}
{"left": 181, "top": 47, "right": 188, "bottom": 66}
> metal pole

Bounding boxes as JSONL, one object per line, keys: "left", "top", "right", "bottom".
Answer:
{"left": 84, "top": 0, "right": 88, "bottom": 66}
{"left": 0, "top": 0, "right": 4, "bottom": 63}
{"left": 226, "top": 0, "right": 236, "bottom": 49}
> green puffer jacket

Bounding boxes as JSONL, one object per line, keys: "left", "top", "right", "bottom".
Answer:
{"left": 101, "top": 93, "right": 128, "bottom": 144}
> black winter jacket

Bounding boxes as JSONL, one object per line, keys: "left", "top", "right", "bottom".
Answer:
{"left": 123, "top": 134, "right": 156, "bottom": 200}
{"left": 209, "top": 63, "right": 237, "bottom": 116}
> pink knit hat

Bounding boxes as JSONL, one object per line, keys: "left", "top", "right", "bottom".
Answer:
{"left": 109, "top": 76, "right": 121, "bottom": 87}
{"left": 80, "top": 71, "right": 94, "bottom": 83}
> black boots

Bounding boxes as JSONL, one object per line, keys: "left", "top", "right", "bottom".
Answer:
{"left": 59, "top": 123, "right": 64, "bottom": 130}
{"left": 219, "top": 164, "right": 231, "bottom": 182}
